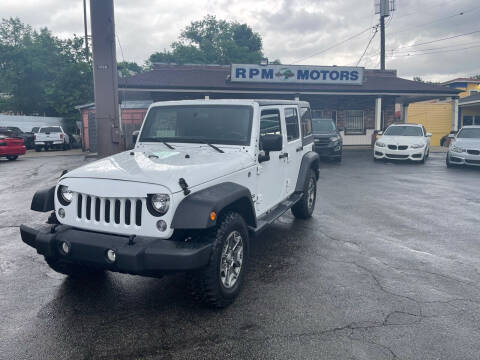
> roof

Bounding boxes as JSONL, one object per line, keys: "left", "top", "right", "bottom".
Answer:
{"left": 389, "top": 123, "right": 422, "bottom": 126}
{"left": 118, "top": 64, "right": 460, "bottom": 97}
{"left": 459, "top": 93, "right": 480, "bottom": 106}
{"left": 442, "top": 78, "right": 480, "bottom": 85}
{"left": 149, "top": 99, "right": 310, "bottom": 107}
{"left": 75, "top": 100, "right": 153, "bottom": 111}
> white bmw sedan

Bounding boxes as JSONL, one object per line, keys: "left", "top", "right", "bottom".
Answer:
{"left": 374, "top": 124, "right": 431, "bottom": 163}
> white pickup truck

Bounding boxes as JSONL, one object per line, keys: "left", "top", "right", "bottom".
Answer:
{"left": 35, "top": 126, "right": 70, "bottom": 151}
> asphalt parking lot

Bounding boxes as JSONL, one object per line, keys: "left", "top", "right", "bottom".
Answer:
{"left": 1, "top": 150, "right": 480, "bottom": 360}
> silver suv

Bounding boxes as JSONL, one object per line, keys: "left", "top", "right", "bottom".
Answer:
{"left": 446, "top": 126, "right": 480, "bottom": 167}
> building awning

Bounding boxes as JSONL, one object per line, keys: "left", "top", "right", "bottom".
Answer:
{"left": 118, "top": 64, "right": 461, "bottom": 98}
{"left": 459, "top": 94, "right": 480, "bottom": 107}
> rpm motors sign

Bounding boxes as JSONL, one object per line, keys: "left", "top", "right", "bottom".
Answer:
{"left": 231, "top": 64, "right": 364, "bottom": 85}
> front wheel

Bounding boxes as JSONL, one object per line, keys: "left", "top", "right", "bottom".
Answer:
{"left": 6, "top": 155, "right": 18, "bottom": 161}
{"left": 446, "top": 155, "right": 453, "bottom": 168}
{"left": 292, "top": 169, "right": 316, "bottom": 219}
{"left": 187, "top": 212, "right": 249, "bottom": 308}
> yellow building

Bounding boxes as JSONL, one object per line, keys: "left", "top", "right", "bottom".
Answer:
{"left": 407, "top": 78, "right": 480, "bottom": 145}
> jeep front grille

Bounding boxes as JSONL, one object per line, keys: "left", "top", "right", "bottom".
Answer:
{"left": 76, "top": 193, "right": 143, "bottom": 226}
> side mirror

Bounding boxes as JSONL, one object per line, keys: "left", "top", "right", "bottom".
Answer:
{"left": 377, "top": 131, "right": 383, "bottom": 135}
{"left": 261, "top": 134, "right": 283, "bottom": 152}
{"left": 448, "top": 134, "right": 455, "bottom": 139}
{"left": 426, "top": 132, "right": 432, "bottom": 137}
{"left": 337, "top": 127, "right": 344, "bottom": 132}
{"left": 132, "top": 130, "right": 140, "bottom": 144}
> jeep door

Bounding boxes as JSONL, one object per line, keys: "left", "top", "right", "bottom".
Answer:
{"left": 282, "top": 106, "right": 303, "bottom": 197}
{"left": 256, "top": 107, "right": 286, "bottom": 214}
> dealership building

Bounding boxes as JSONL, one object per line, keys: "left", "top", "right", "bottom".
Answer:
{"left": 78, "top": 63, "right": 460, "bottom": 151}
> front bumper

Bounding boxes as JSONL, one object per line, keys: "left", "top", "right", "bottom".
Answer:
{"left": 20, "top": 224, "right": 213, "bottom": 276}
{"left": 374, "top": 145, "right": 425, "bottom": 161}
{"left": 447, "top": 152, "right": 480, "bottom": 166}
{"left": 314, "top": 143, "right": 342, "bottom": 157}
{"left": 35, "top": 141, "right": 64, "bottom": 145}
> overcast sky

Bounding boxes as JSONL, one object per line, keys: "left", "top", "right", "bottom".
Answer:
{"left": 1, "top": 0, "right": 479, "bottom": 82}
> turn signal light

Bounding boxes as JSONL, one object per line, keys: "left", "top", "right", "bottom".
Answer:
{"left": 210, "top": 211, "right": 216, "bottom": 221}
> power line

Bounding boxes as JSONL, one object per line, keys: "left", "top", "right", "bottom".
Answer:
{"left": 394, "top": 30, "right": 480, "bottom": 50}
{"left": 388, "top": 43, "right": 480, "bottom": 58}
{"left": 356, "top": 25, "right": 379, "bottom": 66}
{"left": 292, "top": 26, "right": 375, "bottom": 64}
{"left": 390, "top": 40, "right": 480, "bottom": 55}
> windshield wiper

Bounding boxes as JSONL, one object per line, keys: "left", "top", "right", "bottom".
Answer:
{"left": 163, "top": 141, "right": 175, "bottom": 150}
{"left": 197, "top": 139, "right": 224, "bottom": 153}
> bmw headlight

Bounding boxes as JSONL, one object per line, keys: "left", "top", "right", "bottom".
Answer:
{"left": 451, "top": 145, "right": 465, "bottom": 153}
{"left": 375, "top": 141, "right": 386, "bottom": 148}
{"left": 410, "top": 143, "right": 425, "bottom": 149}
{"left": 147, "top": 193, "right": 170, "bottom": 216}
{"left": 57, "top": 185, "right": 73, "bottom": 206}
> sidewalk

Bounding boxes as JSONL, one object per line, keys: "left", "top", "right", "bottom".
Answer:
{"left": 23, "top": 148, "right": 94, "bottom": 158}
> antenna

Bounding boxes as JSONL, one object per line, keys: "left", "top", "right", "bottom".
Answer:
{"left": 375, "top": 0, "right": 396, "bottom": 70}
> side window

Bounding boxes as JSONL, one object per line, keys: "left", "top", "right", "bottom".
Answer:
{"left": 285, "top": 108, "right": 300, "bottom": 141}
{"left": 260, "top": 109, "right": 282, "bottom": 136}
{"left": 300, "top": 107, "right": 313, "bottom": 137}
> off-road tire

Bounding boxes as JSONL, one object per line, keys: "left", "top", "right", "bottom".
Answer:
{"left": 187, "top": 212, "right": 249, "bottom": 308}
{"left": 6, "top": 155, "right": 18, "bottom": 161}
{"left": 44, "top": 257, "right": 105, "bottom": 278}
{"left": 292, "top": 169, "right": 316, "bottom": 219}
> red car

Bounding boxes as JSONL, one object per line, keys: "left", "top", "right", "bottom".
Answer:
{"left": 0, "top": 131, "right": 26, "bottom": 161}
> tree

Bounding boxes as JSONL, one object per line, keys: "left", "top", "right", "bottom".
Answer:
{"left": 413, "top": 76, "right": 424, "bottom": 82}
{"left": 0, "top": 18, "right": 93, "bottom": 130}
{"left": 148, "top": 15, "right": 266, "bottom": 66}
{"left": 117, "top": 61, "right": 143, "bottom": 77}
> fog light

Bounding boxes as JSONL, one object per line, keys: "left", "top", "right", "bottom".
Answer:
{"left": 61, "top": 241, "right": 70, "bottom": 254}
{"left": 106, "top": 249, "right": 116, "bottom": 263}
{"left": 156, "top": 220, "right": 167, "bottom": 232}
{"left": 58, "top": 208, "right": 65, "bottom": 218}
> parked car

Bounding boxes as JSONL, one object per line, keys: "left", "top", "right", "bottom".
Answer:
{"left": 0, "top": 126, "right": 34, "bottom": 149}
{"left": 31, "top": 127, "right": 40, "bottom": 134}
{"left": 0, "top": 130, "right": 26, "bottom": 161}
{"left": 373, "top": 123, "right": 431, "bottom": 163}
{"left": 446, "top": 125, "right": 480, "bottom": 167}
{"left": 20, "top": 100, "right": 320, "bottom": 308}
{"left": 312, "top": 118, "right": 343, "bottom": 162}
{"left": 34, "top": 126, "right": 70, "bottom": 151}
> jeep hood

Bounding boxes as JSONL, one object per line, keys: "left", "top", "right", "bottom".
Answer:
{"left": 64, "top": 147, "right": 254, "bottom": 193}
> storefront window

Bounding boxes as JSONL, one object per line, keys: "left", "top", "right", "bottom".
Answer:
{"left": 463, "top": 116, "right": 473, "bottom": 126}
{"left": 345, "top": 110, "right": 365, "bottom": 135}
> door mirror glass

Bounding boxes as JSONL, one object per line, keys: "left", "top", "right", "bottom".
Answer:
{"left": 132, "top": 130, "right": 140, "bottom": 144}
{"left": 426, "top": 132, "right": 432, "bottom": 137}
{"left": 261, "top": 134, "right": 283, "bottom": 153}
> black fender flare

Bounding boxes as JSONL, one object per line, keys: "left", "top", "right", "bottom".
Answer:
{"left": 31, "top": 186, "right": 56, "bottom": 212}
{"left": 171, "top": 182, "right": 256, "bottom": 229}
{"left": 295, "top": 151, "right": 320, "bottom": 192}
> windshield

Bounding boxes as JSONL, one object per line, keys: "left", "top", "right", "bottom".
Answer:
{"left": 40, "top": 127, "right": 61, "bottom": 133}
{"left": 312, "top": 119, "right": 336, "bottom": 133}
{"left": 139, "top": 105, "right": 253, "bottom": 145}
{"left": 384, "top": 126, "right": 423, "bottom": 136}
{"left": 457, "top": 128, "right": 480, "bottom": 139}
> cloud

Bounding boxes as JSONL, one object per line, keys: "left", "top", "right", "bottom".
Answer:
{"left": 0, "top": 0, "right": 479, "bottom": 80}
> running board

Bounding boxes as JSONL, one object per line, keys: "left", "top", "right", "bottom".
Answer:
{"left": 249, "top": 192, "right": 303, "bottom": 236}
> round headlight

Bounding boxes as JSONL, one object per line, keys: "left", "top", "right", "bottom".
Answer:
{"left": 58, "top": 185, "right": 73, "bottom": 205}
{"left": 149, "top": 194, "right": 170, "bottom": 216}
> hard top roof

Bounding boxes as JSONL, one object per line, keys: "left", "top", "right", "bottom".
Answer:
{"left": 150, "top": 99, "right": 310, "bottom": 107}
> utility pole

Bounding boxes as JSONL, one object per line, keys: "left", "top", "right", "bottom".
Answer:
{"left": 376, "top": 0, "right": 395, "bottom": 70}
{"left": 89, "top": 0, "right": 123, "bottom": 157}
{"left": 83, "top": 0, "right": 89, "bottom": 61}
{"left": 380, "top": 14, "right": 385, "bottom": 70}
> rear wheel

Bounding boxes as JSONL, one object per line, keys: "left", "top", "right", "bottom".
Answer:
{"left": 292, "top": 169, "right": 316, "bottom": 219}
{"left": 6, "top": 155, "right": 18, "bottom": 161}
{"left": 44, "top": 257, "right": 104, "bottom": 278}
{"left": 187, "top": 212, "right": 249, "bottom": 308}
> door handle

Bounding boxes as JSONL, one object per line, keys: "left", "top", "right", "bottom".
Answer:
{"left": 279, "top": 152, "right": 289, "bottom": 159}
{"left": 296, "top": 146, "right": 303, "bottom": 152}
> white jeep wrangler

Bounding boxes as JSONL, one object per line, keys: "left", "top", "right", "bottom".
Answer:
{"left": 21, "top": 100, "right": 319, "bottom": 307}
